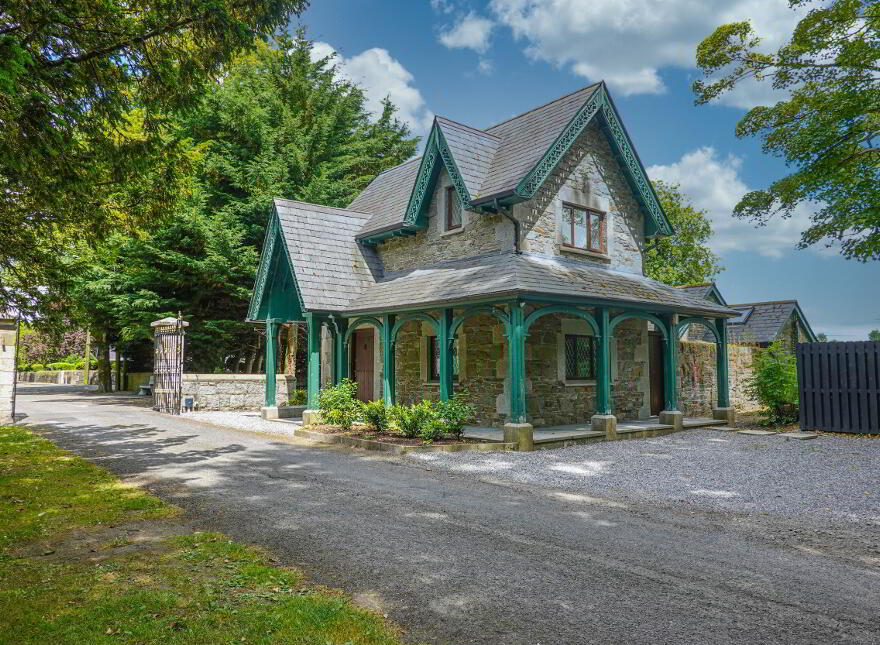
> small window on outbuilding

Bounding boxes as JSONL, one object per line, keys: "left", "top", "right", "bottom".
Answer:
{"left": 428, "top": 336, "right": 459, "bottom": 381}
{"left": 564, "top": 334, "right": 597, "bottom": 380}
{"left": 445, "top": 186, "right": 462, "bottom": 231}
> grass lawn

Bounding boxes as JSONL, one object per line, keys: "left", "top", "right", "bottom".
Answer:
{"left": 0, "top": 425, "right": 404, "bottom": 644}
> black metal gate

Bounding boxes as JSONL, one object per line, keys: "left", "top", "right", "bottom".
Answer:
{"left": 152, "top": 317, "right": 186, "bottom": 414}
{"left": 797, "top": 341, "right": 880, "bottom": 433}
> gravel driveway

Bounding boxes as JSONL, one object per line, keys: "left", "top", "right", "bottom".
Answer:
{"left": 407, "top": 429, "right": 880, "bottom": 523}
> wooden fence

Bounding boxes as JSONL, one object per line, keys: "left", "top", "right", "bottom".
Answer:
{"left": 796, "top": 342, "right": 880, "bottom": 433}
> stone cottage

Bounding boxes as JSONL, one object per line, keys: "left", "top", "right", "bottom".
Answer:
{"left": 247, "top": 82, "right": 740, "bottom": 437}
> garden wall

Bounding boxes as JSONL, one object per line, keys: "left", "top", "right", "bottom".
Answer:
{"left": 181, "top": 374, "right": 297, "bottom": 411}
{"left": 678, "top": 341, "right": 760, "bottom": 417}
{"left": 17, "top": 370, "right": 98, "bottom": 385}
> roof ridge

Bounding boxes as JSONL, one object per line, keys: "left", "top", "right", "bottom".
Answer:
{"left": 372, "top": 156, "right": 422, "bottom": 178}
{"left": 435, "top": 115, "right": 500, "bottom": 140}
{"left": 484, "top": 82, "right": 601, "bottom": 131}
{"left": 728, "top": 300, "right": 798, "bottom": 307}
{"left": 274, "top": 198, "right": 372, "bottom": 220}
{"left": 676, "top": 282, "right": 714, "bottom": 288}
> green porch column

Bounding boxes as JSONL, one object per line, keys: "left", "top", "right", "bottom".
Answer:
{"left": 332, "top": 317, "right": 349, "bottom": 384}
{"left": 305, "top": 312, "right": 322, "bottom": 409}
{"left": 382, "top": 313, "right": 396, "bottom": 406}
{"left": 508, "top": 302, "right": 527, "bottom": 423}
{"left": 715, "top": 318, "right": 730, "bottom": 408}
{"left": 595, "top": 307, "right": 612, "bottom": 415}
{"left": 439, "top": 308, "right": 454, "bottom": 401}
{"left": 264, "top": 319, "right": 278, "bottom": 407}
{"left": 663, "top": 314, "right": 679, "bottom": 411}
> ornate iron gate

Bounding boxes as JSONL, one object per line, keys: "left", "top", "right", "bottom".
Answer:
{"left": 151, "top": 316, "right": 189, "bottom": 414}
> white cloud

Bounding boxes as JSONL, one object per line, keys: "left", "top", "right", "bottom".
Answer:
{"left": 477, "top": 58, "right": 494, "bottom": 75}
{"left": 647, "top": 147, "right": 815, "bottom": 258}
{"left": 438, "top": 11, "right": 495, "bottom": 54}
{"left": 490, "top": 0, "right": 808, "bottom": 105}
{"left": 310, "top": 42, "right": 433, "bottom": 135}
{"left": 431, "top": 0, "right": 456, "bottom": 14}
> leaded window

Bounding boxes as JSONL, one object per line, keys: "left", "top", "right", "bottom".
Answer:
{"left": 562, "top": 203, "right": 605, "bottom": 253}
{"left": 446, "top": 186, "right": 462, "bottom": 231}
{"left": 565, "top": 334, "right": 597, "bottom": 380}
{"left": 429, "top": 336, "right": 459, "bottom": 381}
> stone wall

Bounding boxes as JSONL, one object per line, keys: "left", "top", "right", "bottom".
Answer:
{"left": 1, "top": 323, "right": 17, "bottom": 424}
{"left": 378, "top": 167, "right": 512, "bottom": 272}
{"left": 516, "top": 120, "right": 645, "bottom": 274}
{"left": 390, "top": 308, "right": 651, "bottom": 428}
{"left": 678, "top": 341, "right": 760, "bottom": 416}
{"left": 17, "top": 370, "right": 98, "bottom": 385}
{"left": 182, "top": 374, "right": 297, "bottom": 411}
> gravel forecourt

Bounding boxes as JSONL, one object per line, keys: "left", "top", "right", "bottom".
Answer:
{"left": 407, "top": 428, "right": 880, "bottom": 523}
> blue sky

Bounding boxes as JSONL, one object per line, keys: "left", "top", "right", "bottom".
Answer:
{"left": 292, "top": 0, "right": 879, "bottom": 340}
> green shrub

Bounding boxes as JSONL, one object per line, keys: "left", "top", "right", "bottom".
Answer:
{"left": 746, "top": 340, "right": 799, "bottom": 425}
{"left": 30, "top": 363, "right": 44, "bottom": 372}
{"left": 361, "top": 399, "right": 389, "bottom": 432}
{"left": 420, "top": 417, "right": 447, "bottom": 443}
{"left": 434, "top": 392, "right": 475, "bottom": 439}
{"left": 286, "top": 389, "right": 307, "bottom": 406}
{"left": 318, "top": 379, "right": 361, "bottom": 430}
{"left": 390, "top": 401, "right": 435, "bottom": 438}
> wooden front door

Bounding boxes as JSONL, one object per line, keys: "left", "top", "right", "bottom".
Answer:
{"left": 648, "top": 332, "right": 665, "bottom": 416}
{"left": 351, "top": 329, "right": 374, "bottom": 402}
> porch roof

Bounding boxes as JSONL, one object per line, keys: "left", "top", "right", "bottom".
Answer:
{"left": 343, "top": 252, "right": 741, "bottom": 317}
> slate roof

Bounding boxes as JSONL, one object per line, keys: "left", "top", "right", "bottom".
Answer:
{"left": 354, "top": 83, "right": 603, "bottom": 239}
{"left": 478, "top": 84, "right": 601, "bottom": 198}
{"left": 435, "top": 116, "right": 500, "bottom": 199}
{"left": 678, "top": 283, "right": 717, "bottom": 301}
{"left": 274, "top": 199, "right": 382, "bottom": 311}
{"left": 348, "top": 158, "right": 421, "bottom": 236}
{"left": 345, "top": 252, "right": 739, "bottom": 317}
{"left": 688, "top": 300, "right": 812, "bottom": 344}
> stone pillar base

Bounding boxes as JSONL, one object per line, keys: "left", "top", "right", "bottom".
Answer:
{"left": 261, "top": 406, "right": 279, "bottom": 420}
{"left": 713, "top": 407, "right": 736, "bottom": 423}
{"left": 302, "top": 409, "right": 323, "bottom": 425}
{"left": 659, "top": 410, "right": 684, "bottom": 431}
{"left": 503, "top": 422, "right": 534, "bottom": 452}
{"left": 591, "top": 414, "right": 617, "bottom": 438}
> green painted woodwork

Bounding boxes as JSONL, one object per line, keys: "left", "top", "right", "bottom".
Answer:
{"left": 331, "top": 317, "right": 348, "bottom": 384}
{"left": 248, "top": 206, "right": 304, "bottom": 323}
{"left": 264, "top": 320, "right": 278, "bottom": 407}
{"left": 435, "top": 127, "right": 472, "bottom": 212}
{"left": 509, "top": 83, "right": 673, "bottom": 239}
{"left": 382, "top": 314, "right": 396, "bottom": 406}
{"left": 305, "top": 313, "right": 322, "bottom": 409}
{"left": 438, "top": 309, "right": 454, "bottom": 401}
{"left": 508, "top": 302, "right": 527, "bottom": 423}
{"left": 675, "top": 317, "right": 719, "bottom": 342}
{"left": 449, "top": 305, "right": 510, "bottom": 339}
{"left": 609, "top": 311, "right": 669, "bottom": 339}
{"left": 342, "top": 316, "right": 385, "bottom": 347}
{"left": 523, "top": 304, "right": 599, "bottom": 336}
{"left": 715, "top": 318, "right": 730, "bottom": 408}
{"left": 662, "top": 314, "right": 679, "bottom": 412}
{"left": 595, "top": 307, "right": 612, "bottom": 415}
{"left": 390, "top": 312, "right": 439, "bottom": 343}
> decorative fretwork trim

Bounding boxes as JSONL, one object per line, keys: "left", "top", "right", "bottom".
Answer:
{"left": 600, "top": 99, "right": 673, "bottom": 236}
{"left": 247, "top": 211, "right": 278, "bottom": 320}
{"left": 513, "top": 84, "right": 673, "bottom": 237}
{"left": 403, "top": 129, "right": 439, "bottom": 227}
{"left": 435, "top": 127, "right": 472, "bottom": 212}
{"left": 515, "top": 90, "right": 603, "bottom": 199}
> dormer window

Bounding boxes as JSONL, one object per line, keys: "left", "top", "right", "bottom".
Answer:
{"left": 445, "top": 186, "right": 462, "bottom": 231}
{"left": 562, "top": 203, "right": 605, "bottom": 253}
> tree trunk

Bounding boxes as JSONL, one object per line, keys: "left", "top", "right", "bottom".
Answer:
{"left": 83, "top": 330, "right": 91, "bottom": 386}
{"left": 114, "top": 344, "right": 121, "bottom": 392}
{"left": 100, "top": 332, "right": 111, "bottom": 392}
{"left": 286, "top": 323, "right": 297, "bottom": 377}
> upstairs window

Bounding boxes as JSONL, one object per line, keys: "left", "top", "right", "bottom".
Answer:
{"left": 562, "top": 204, "right": 605, "bottom": 253}
{"left": 564, "top": 334, "right": 597, "bottom": 381}
{"left": 445, "top": 186, "right": 462, "bottom": 231}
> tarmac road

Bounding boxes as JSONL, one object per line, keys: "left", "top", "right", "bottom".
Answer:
{"left": 17, "top": 385, "right": 880, "bottom": 645}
